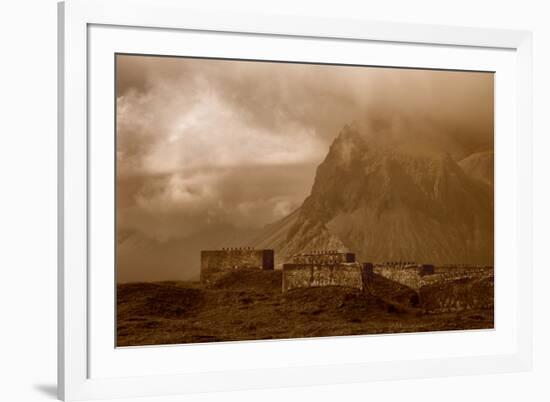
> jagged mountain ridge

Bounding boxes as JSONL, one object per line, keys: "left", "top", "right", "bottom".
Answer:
{"left": 459, "top": 150, "right": 494, "bottom": 185}
{"left": 252, "top": 125, "right": 494, "bottom": 266}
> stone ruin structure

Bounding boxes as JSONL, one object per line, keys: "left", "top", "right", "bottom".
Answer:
{"left": 198, "top": 246, "right": 493, "bottom": 313}
{"left": 282, "top": 250, "right": 366, "bottom": 292}
{"left": 200, "top": 247, "right": 274, "bottom": 285}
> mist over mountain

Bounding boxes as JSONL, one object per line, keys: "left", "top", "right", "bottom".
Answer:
{"left": 253, "top": 125, "right": 494, "bottom": 266}
{"left": 117, "top": 224, "right": 260, "bottom": 283}
{"left": 116, "top": 55, "right": 494, "bottom": 282}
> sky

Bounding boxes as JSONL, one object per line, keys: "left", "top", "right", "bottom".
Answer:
{"left": 116, "top": 54, "right": 494, "bottom": 282}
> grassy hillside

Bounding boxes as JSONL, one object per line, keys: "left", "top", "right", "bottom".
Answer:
{"left": 117, "top": 268, "right": 493, "bottom": 346}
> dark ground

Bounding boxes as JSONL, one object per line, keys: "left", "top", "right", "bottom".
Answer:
{"left": 117, "top": 268, "right": 493, "bottom": 346}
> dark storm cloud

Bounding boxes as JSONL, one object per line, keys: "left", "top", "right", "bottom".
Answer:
{"left": 115, "top": 54, "right": 493, "bottom": 282}
{"left": 117, "top": 163, "right": 312, "bottom": 240}
{"left": 117, "top": 56, "right": 493, "bottom": 158}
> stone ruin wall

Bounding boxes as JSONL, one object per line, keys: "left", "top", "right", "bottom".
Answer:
{"left": 419, "top": 275, "right": 494, "bottom": 313}
{"left": 201, "top": 248, "right": 274, "bottom": 285}
{"left": 371, "top": 265, "right": 435, "bottom": 291}
{"left": 368, "top": 263, "right": 494, "bottom": 312}
{"left": 282, "top": 262, "right": 365, "bottom": 292}
{"left": 418, "top": 266, "right": 494, "bottom": 313}
{"left": 290, "top": 251, "right": 356, "bottom": 265}
{"left": 371, "top": 264, "right": 493, "bottom": 292}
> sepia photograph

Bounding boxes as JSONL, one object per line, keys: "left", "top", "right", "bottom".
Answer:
{"left": 115, "top": 54, "right": 494, "bottom": 347}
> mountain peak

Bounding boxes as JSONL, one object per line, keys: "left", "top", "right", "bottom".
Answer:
{"left": 459, "top": 150, "right": 494, "bottom": 184}
{"left": 253, "top": 125, "right": 493, "bottom": 266}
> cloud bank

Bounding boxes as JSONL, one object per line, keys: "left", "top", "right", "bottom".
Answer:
{"left": 116, "top": 55, "right": 493, "bottom": 282}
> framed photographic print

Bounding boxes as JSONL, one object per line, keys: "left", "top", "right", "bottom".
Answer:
{"left": 58, "top": 0, "right": 533, "bottom": 400}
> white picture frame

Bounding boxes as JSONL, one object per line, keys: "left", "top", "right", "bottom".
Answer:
{"left": 58, "top": 0, "right": 533, "bottom": 400}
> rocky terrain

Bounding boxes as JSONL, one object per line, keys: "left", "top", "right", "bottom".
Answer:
{"left": 117, "top": 267, "right": 493, "bottom": 346}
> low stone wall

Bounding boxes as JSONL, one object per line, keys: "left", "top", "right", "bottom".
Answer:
{"left": 282, "top": 262, "right": 364, "bottom": 292}
{"left": 201, "top": 249, "right": 274, "bottom": 285}
{"left": 372, "top": 265, "right": 434, "bottom": 291}
{"left": 290, "top": 252, "right": 356, "bottom": 264}
{"left": 419, "top": 269, "right": 494, "bottom": 313}
{"left": 367, "top": 265, "right": 494, "bottom": 312}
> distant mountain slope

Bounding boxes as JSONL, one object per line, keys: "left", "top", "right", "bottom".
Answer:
{"left": 117, "top": 224, "right": 260, "bottom": 282}
{"left": 459, "top": 150, "right": 494, "bottom": 185}
{"left": 253, "top": 125, "right": 494, "bottom": 266}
